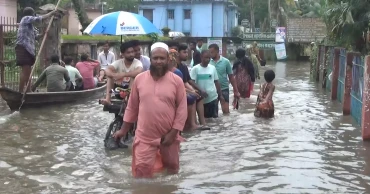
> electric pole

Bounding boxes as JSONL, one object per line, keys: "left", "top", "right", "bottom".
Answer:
{"left": 268, "top": 0, "right": 271, "bottom": 32}
{"left": 277, "top": 0, "right": 281, "bottom": 27}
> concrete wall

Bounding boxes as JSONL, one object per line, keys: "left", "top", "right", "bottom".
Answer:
{"left": 0, "top": 0, "right": 17, "bottom": 22}
{"left": 227, "top": 8, "right": 238, "bottom": 36}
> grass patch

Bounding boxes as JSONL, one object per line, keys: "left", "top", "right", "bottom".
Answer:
{"left": 4, "top": 66, "right": 19, "bottom": 82}
{"left": 61, "top": 35, "right": 171, "bottom": 42}
{"left": 4, "top": 46, "right": 16, "bottom": 61}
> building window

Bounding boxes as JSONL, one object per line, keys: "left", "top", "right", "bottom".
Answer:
{"left": 143, "top": 9, "right": 153, "bottom": 23}
{"left": 184, "top": 32, "right": 190, "bottom": 36}
{"left": 184, "top": 9, "right": 191, "bottom": 19}
{"left": 167, "top": 10, "right": 174, "bottom": 19}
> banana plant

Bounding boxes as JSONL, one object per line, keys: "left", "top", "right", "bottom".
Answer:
{"left": 324, "top": 0, "right": 370, "bottom": 51}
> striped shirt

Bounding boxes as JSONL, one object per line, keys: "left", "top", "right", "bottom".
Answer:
{"left": 15, "top": 16, "right": 42, "bottom": 56}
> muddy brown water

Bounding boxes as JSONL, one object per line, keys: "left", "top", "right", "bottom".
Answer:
{"left": 0, "top": 61, "right": 369, "bottom": 194}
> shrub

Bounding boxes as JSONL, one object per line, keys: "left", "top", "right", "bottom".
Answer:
{"left": 3, "top": 31, "right": 17, "bottom": 46}
{"left": 61, "top": 34, "right": 170, "bottom": 42}
{"left": 161, "top": 27, "right": 171, "bottom": 37}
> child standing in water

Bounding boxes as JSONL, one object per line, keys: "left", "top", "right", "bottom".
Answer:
{"left": 190, "top": 50, "right": 224, "bottom": 118}
{"left": 255, "top": 70, "right": 275, "bottom": 118}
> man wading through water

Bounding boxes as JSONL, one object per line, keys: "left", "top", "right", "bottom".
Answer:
{"left": 114, "top": 42, "right": 187, "bottom": 178}
{"left": 15, "top": 7, "right": 58, "bottom": 92}
{"left": 208, "top": 44, "right": 240, "bottom": 114}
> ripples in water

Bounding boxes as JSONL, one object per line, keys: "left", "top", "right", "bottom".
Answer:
{"left": 0, "top": 61, "right": 369, "bottom": 193}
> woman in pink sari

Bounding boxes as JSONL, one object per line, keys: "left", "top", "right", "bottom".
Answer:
{"left": 75, "top": 54, "right": 100, "bottom": 90}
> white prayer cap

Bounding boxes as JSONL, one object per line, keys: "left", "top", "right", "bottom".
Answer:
{"left": 151, "top": 42, "right": 169, "bottom": 52}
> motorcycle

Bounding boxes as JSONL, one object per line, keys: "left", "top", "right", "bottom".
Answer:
{"left": 98, "top": 82, "right": 136, "bottom": 150}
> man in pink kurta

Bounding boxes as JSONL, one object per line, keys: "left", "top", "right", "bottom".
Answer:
{"left": 75, "top": 54, "right": 100, "bottom": 90}
{"left": 114, "top": 42, "right": 187, "bottom": 178}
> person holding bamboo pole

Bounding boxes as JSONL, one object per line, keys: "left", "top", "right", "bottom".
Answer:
{"left": 15, "top": 7, "right": 58, "bottom": 92}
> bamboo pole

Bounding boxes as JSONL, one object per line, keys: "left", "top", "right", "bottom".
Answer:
{"left": 19, "top": 0, "right": 63, "bottom": 110}
{"left": 250, "top": 0, "right": 255, "bottom": 32}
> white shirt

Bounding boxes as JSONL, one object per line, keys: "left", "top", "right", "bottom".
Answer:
{"left": 140, "top": 55, "right": 150, "bottom": 71}
{"left": 98, "top": 51, "right": 115, "bottom": 69}
{"left": 65, "top": 65, "right": 82, "bottom": 86}
{"left": 110, "top": 58, "right": 143, "bottom": 87}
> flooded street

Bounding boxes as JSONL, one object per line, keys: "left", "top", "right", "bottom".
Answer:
{"left": 1, "top": 61, "right": 369, "bottom": 194}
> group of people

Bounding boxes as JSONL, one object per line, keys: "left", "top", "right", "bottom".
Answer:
{"left": 14, "top": 7, "right": 276, "bottom": 179}
{"left": 102, "top": 40, "right": 276, "bottom": 178}
{"left": 30, "top": 52, "right": 103, "bottom": 92}
{"left": 15, "top": 7, "right": 111, "bottom": 93}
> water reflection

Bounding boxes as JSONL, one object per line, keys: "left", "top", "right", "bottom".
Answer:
{"left": 0, "top": 61, "right": 369, "bottom": 193}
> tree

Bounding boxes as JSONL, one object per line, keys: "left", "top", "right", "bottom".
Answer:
{"left": 285, "top": 0, "right": 325, "bottom": 18}
{"left": 161, "top": 27, "right": 171, "bottom": 37}
{"left": 233, "top": 0, "right": 299, "bottom": 32}
{"left": 231, "top": 26, "right": 242, "bottom": 37}
{"left": 17, "top": 0, "right": 55, "bottom": 20}
{"left": 104, "top": 0, "right": 139, "bottom": 13}
{"left": 71, "top": 0, "right": 91, "bottom": 32}
{"left": 17, "top": 0, "right": 93, "bottom": 32}
{"left": 323, "top": 0, "right": 370, "bottom": 51}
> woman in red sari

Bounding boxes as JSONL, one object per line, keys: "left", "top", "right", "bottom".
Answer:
{"left": 233, "top": 49, "right": 255, "bottom": 100}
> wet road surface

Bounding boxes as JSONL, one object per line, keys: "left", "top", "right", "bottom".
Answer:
{"left": 0, "top": 61, "right": 369, "bottom": 194}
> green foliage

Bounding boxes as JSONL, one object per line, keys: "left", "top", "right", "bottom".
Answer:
{"left": 286, "top": 0, "right": 325, "bottom": 18}
{"left": 146, "top": 33, "right": 159, "bottom": 42}
{"left": 231, "top": 27, "right": 242, "bottom": 37}
{"left": 70, "top": 0, "right": 91, "bottom": 32}
{"left": 61, "top": 34, "right": 169, "bottom": 42}
{"left": 104, "top": 0, "right": 139, "bottom": 13}
{"left": 17, "top": 0, "right": 70, "bottom": 20}
{"left": 233, "top": 0, "right": 323, "bottom": 31}
{"left": 233, "top": 0, "right": 269, "bottom": 28}
{"left": 161, "top": 27, "right": 171, "bottom": 37}
{"left": 17, "top": 0, "right": 92, "bottom": 31}
{"left": 323, "top": 0, "right": 370, "bottom": 51}
{"left": 3, "top": 31, "right": 17, "bottom": 46}
{"left": 310, "top": 43, "right": 318, "bottom": 79}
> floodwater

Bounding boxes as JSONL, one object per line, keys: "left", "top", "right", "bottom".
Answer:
{"left": 0, "top": 61, "right": 369, "bottom": 194}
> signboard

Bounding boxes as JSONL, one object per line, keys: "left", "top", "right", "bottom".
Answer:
{"left": 275, "top": 43, "right": 287, "bottom": 60}
{"left": 287, "top": 18, "right": 326, "bottom": 43}
{"left": 241, "top": 19, "right": 250, "bottom": 27}
{"left": 242, "top": 41, "right": 275, "bottom": 49}
{"left": 207, "top": 38, "right": 222, "bottom": 55}
{"left": 275, "top": 27, "right": 286, "bottom": 43}
{"left": 241, "top": 33, "right": 275, "bottom": 40}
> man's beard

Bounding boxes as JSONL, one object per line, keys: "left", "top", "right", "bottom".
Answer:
{"left": 150, "top": 64, "right": 168, "bottom": 77}
{"left": 126, "top": 57, "right": 134, "bottom": 62}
